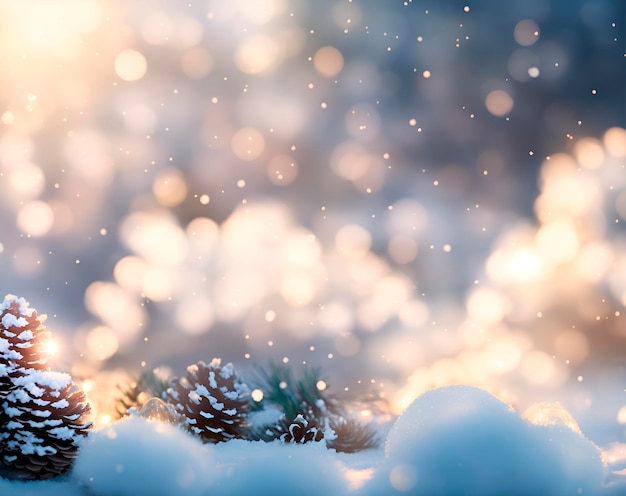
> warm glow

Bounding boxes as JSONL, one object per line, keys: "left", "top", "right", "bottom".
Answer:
{"left": 251, "top": 388, "right": 264, "bottom": 402}
{"left": 231, "top": 127, "right": 266, "bottom": 161}
{"left": 535, "top": 219, "right": 579, "bottom": 265}
{"left": 8, "top": 162, "right": 45, "bottom": 200}
{"left": 335, "top": 224, "right": 372, "bottom": 258}
{"left": 42, "top": 337, "right": 60, "bottom": 357}
{"left": 574, "top": 137, "right": 604, "bottom": 170}
{"left": 234, "top": 35, "right": 282, "bottom": 74}
{"left": 86, "top": 325, "right": 119, "bottom": 361}
{"left": 520, "top": 350, "right": 562, "bottom": 385}
{"left": 313, "top": 45, "right": 344, "bottom": 77}
{"left": 267, "top": 154, "right": 298, "bottom": 185}
{"left": 180, "top": 47, "right": 214, "bottom": 79}
{"left": 114, "top": 49, "right": 148, "bottom": 82}
{"left": 389, "top": 464, "right": 418, "bottom": 491}
{"left": 99, "top": 413, "right": 113, "bottom": 425}
{"left": 152, "top": 168, "right": 188, "bottom": 207}
{"left": 553, "top": 329, "right": 589, "bottom": 365}
{"left": 235, "top": 0, "right": 286, "bottom": 25}
{"left": 522, "top": 402, "right": 582, "bottom": 434}
{"left": 84, "top": 282, "right": 146, "bottom": 339}
{"left": 175, "top": 293, "right": 215, "bottom": 334}
{"left": 514, "top": 19, "right": 540, "bottom": 46}
{"left": 486, "top": 245, "right": 545, "bottom": 286}
{"left": 466, "top": 288, "right": 507, "bottom": 326}
{"left": 345, "top": 103, "right": 381, "bottom": 140}
{"left": 387, "top": 234, "right": 419, "bottom": 264}
{"left": 330, "top": 141, "right": 372, "bottom": 181}
{"left": 16, "top": 200, "right": 54, "bottom": 236}
{"left": 343, "top": 467, "right": 374, "bottom": 491}
{"left": 604, "top": 127, "right": 626, "bottom": 157}
{"left": 120, "top": 210, "right": 189, "bottom": 266}
{"left": 0, "top": 0, "right": 102, "bottom": 57}
{"left": 485, "top": 90, "right": 514, "bottom": 117}
{"left": 114, "top": 256, "right": 149, "bottom": 292}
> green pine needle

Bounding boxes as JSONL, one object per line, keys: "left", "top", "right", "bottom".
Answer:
{"left": 115, "top": 368, "right": 170, "bottom": 418}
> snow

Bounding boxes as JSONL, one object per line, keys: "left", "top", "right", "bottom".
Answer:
{"left": 208, "top": 370, "right": 218, "bottom": 389}
{"left": 13, "top": 371, "right": 72, "bottom": 392}
{"left": 51, "top": 399, "right": 70, "bottom": 409}
{"left": 1, "top": 314, "right": 28, "bottom": 330}
{"left": 16, "top": 330, "right": 34, "bottom": 341}
{"left": 49, "top": 426, "right": 82, "bottom": 441}
{"left": 0, "top": 295, "right": 33, "bottom": 318}
{"left": 380, "top": 385, "right": 605, "bottom": 495}
{"left": 1, "top": 385, "right": 622, "bottom": 495}
{"left": 72, "top": 417, "right": 215, "bottom": 496}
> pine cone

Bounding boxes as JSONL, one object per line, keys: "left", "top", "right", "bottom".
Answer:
{"left": 165, "top": 359, "right": 250, "bottom": 443}
{"left": 0, "top": 370, "right": 92, "bottom": 480}
{"left": 279, "top": 414, "right": 325, "bottom": 444}
{"left": 0, "top": 294, "right": 50, "bottom": 375}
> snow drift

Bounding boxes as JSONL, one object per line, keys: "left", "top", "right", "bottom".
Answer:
{"left": 0, "top": 385, "right": 618, "bottom": 495}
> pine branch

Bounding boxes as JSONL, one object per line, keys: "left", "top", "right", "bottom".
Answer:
{"left": 250, "top": 361, "right": 381, "bottom": 452}
{"left": 114, "top": 368, "right": 170, "bottom": 418}
{"left": 327, "top": 416, "right": 380, "bottom": 453}
{"left": 251, "top": 361, "right": 301, "bottom": 420}
{"left": 252, "top": 361, "right": 340, "bottom": 421}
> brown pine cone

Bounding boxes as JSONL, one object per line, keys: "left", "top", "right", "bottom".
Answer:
{"left": 0, "top": 294, "right": 50, "bottom": 374}
{"left": 279, "top": 414, "right": 325, "bottom": 444}
{"left": 165, "top": 359, "right": 250, "bottom": 443}
{"left": 1, "top": 370, "right": 92, "bottom": 480}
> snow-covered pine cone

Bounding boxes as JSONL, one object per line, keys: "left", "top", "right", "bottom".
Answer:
{"left": 279, "top": 414, "right": 325, "bottom": 444}
{"left": 0, "top": 370, "right": 92, "bottom": 480}
{"left": 165, "top": 359, "right": 250, "bottom": 443}
{"left": 0, "top": 294, "right": 50, "bottom": 376}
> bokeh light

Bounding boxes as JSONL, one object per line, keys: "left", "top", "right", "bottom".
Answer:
{"left": 114, "top": 49, "right": 148, "bottom": 82}
{"left": 0, "top": 1, "right": 622, "bottom": 448}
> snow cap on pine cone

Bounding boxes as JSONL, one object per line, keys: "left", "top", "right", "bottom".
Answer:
{"left": 165, "top": 358, "right": 250, "bottom": 443}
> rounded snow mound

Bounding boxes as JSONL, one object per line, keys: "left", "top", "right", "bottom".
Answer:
{"left": 72, "top": 417, "right": 215, "bottom": 496}
{"left": 383, "top": 385, "right": 605, "bottom": 496}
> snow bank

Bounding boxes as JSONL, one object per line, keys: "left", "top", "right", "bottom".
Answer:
{"left": 211, "top": 439, "right": 352, "bottom": 495}
{"left": 374, "top": 385, "right": 606, "bottom": 495}
{"left": 0, "top": 477, "right": 82, "bottom": 496}
{"left": 72, "top": 419, "right": 359, "bottom": 496}
{"left": 0, "top": 385, "right": 620, "bottom": 495}
{"left": 72, "top": 417, "right": 215, "bottom": 496}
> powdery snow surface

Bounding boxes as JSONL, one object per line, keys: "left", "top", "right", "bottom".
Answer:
{"left": 380, "top": 385, "right": 605, "bottom": 495}
{"left": 73, "top": 417, "right": 215, "bottom": 496}
{"left": 1, "top": 385, "right": 624, "bottom": 495}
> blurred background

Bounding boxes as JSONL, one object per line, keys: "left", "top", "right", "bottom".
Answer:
{"left": 0, "top": 0, "right": 624, "bottom": 444}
